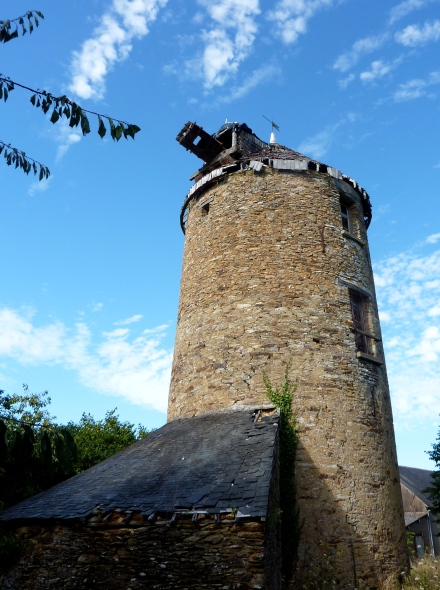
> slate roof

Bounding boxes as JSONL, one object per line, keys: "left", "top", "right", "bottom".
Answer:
{"left": 404, "top": 511, "right": 428, "bottom": 527}
{"left": 0, "top": 408, "right": 279, "bottom": 523}
{"left": 399, "top": 466, "right": 435, "bottom": 507}
{"left": 243, "top": 143, "right": 320, "bottom": 165}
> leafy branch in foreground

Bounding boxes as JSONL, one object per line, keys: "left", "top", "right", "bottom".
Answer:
{"left": 0, "top": 10, "right": 43, "bottom": 44}
{"left": 0, "top": 75, "right": 141, "bottom": 141}
{"left": 0, "top": 140, "right": 50, "bottom": 180}
{"left": 0, "top": 27, "right": 140, "bottom": 180}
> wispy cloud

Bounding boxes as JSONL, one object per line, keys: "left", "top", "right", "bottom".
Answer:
{"left": 193, "top": 0, "right": 260, "bottom": 88}
{"left": 268, "top": 0, "right": 336, "bottom": 45}
{"left": 333, "top": 34, "right": 389, "bottom": 73}
{"left": 427, "top": 232, "right": 440, "bottom": 244}
{"left": 55, "top": 121, "right": 82, "bottom": 161}
{"left": 0, "top": 307, "right": 172, "bottom": 413}
{"left": 395, "top": 19, "right": 440, "bottom": 46}
{"left": 389, "top": 0, "right": 439, "bottom": 25}
{"left": 69, "top": 0, "right": 169, "bottom": 100}
{"left": 393, "top": 70, "right": 440, "bottom": 101}
{"left": 115, "top": 314, "right": 143, "bottom": 325}
{"left": 297, "top": 123, "right": 341, "bottom": 159}
{"left": 216, "top": 63, "right": 281, "bottom": 103}
{"left": 28, "top": 176, "right": 53, "bottom": 197}
{"left": 374, "top": 243, "right": 440, "bottom": 425}
{"left": 359, "top": 59, "right": 398, "bottom": 83}
{"left": 296, "top": 115, "right": 358, "bottom": 159}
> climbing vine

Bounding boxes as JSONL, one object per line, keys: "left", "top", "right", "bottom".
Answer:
{"left": 263, "top": 362, "right": 300, "bottom": 582}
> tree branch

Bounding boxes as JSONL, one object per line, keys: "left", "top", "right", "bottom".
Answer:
{"left": 0, "top": 75, "right": 141, "bottom": 141}
{"left": 0, "top": 10, "right": 44, "bottom": 43}
{"left": 0, "top": 140, "right": 50, "bottom": 180}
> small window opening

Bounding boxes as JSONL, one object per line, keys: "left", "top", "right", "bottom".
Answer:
{"left": 340, "top": 202, "right": 351, "bottom": 231}
{"left": 201, "top": 202, "right": 210, "bottom": 216}
{"left": 350, "top": 291, "right": 375, "bottom": 356}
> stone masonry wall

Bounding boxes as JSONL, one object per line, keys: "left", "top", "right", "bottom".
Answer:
{"left": 168, "top": 167, "right": 407, "bottom": 588}
{"left": 1, "top": 516, "right": 271, "bottom": 590}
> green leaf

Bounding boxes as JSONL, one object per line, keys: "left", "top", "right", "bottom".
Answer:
{"left": 97, "top": 116, "right": 106, "bottom": 138}
{"left": 50, "top": 109, "right": 60, "bottom": 124}
{"left": 130, "top": 124, "right": 141, "bottom": 136}
{"left": 108, "top": 118, "right": 117, "bottom": 141}
{"left": 124, "top": 124, "right": 141, "bottom": 140}
{"left": 80, "top": 112, "right": 91, "bottom": 135}
{"left": 114, "top": 124, "right": 123, "bottom": 142}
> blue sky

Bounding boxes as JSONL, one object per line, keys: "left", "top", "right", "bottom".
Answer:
{"left": 0, "top": 0, "right": 439, "bottom": 469}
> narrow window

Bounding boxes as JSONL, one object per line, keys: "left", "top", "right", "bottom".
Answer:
{"left": 349, "top": 290, "right": 375, "bottom": 356}
{"left": 340, "top": 202, "right": 350, "bottom": 231}
{"left": 201, "top": 202, "right": 210, "bottom": 216}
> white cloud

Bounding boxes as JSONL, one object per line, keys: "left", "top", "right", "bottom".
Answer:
{"left": 268, "top": 0, "right": 336, "bottom": 45}
{"left": 92, "top": 302, "right": 104, "bottom": 312}
{"left": 115, "top": 314, "right": 143, "bottom": 325}
{"left": 359, "top": 59, "right": 396, "bottom": 83}
{"left": 395, "top": 19, "right": 440, "bottom": 46}
{"left": 333, "top": 34, "right": 389, "bottom": 73}
{"left": 69, "top": 0, "right": 169, "bottom": 100}
{"left": 428, "top": 302, "right": 440, "bottom": 316}
{"left": 374, "top": 243, "right": 440, "bottom": 424}
{"left": 28, "top": 175, "right": 53, "bottom": 197}
{"left": 0, "top": 307, "right": 172, "bottom": 413}
{"left": 393, "top": 70, "right": 440, "bottom": 101}
{"left": 389, "top": 0, "right": 438, "bottom": 25}
{"left": 338, "top": 73, "right": 355, "bottom": 89}
{"left": 217, "top": 63, "right": 281, "bottom": 103}
{"left": 426, "top": 233, "right": 440, "bottom": 244}
{"left": 297, "top": 124, "right": 340, "bottom": 159}
{"left": 55, "top": 121, "right": 82, "bottom": 161}
{"left": 296, "top": 116, "right": 357, "bottom": 159}
{"left": 194, "top": 0, "right": 260, "bottom": 88}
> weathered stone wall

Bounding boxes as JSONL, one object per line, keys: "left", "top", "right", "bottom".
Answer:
{"left": 1, "top": 516, "right": 272, "bottom": 590}
{"left": 168, "top": 167, "right": 407, "bottom": 587}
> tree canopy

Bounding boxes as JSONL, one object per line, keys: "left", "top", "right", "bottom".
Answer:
{"left": 424, "top": 430, "right": 440, "bottom": 520}
{"left": 0, "top": 9, "right": 140, "bottom": 180}
{"left": 65, "top": 409, "right": 148, "bottom": 473}
{"left": 0, "top": 386, "right": 149, "bottom": 510}
{"left": 0, "top": 385, "right": 77, "bottom": 509}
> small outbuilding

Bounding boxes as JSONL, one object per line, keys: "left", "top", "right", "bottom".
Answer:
{"left": 0, "top": 407, "right": 281, "bottom": 590}
{"left": 399, "top": 465, "right": 439, "bottom": 558}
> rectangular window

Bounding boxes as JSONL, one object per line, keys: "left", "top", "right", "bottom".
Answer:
{"left": 340, "top": 202, "right": 351, "bottom": 231}
{"left": 349, "top": 291, "right": 376, "bottom": 356}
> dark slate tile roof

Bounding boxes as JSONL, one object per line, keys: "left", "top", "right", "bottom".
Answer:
{"left": 404, "top": 511, "right": 427, "bottom": 527}
{"left": 243, "top": 143, "right": 320, "bottom": 164}
{"left": 0, "top": 408, "right": 279, "bottom": 523}
{"left": 399, "top": 466, "right": 435, "bottom": 507}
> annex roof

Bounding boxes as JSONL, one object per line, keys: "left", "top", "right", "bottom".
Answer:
{"left": 0, "top": 407, "right": 279, "bottom": 524}
{"left": 399, "top": 465, "right": 434, "bottom": 508}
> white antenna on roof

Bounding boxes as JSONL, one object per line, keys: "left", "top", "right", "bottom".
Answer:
{"left": 263, "top": 115, "right": 280, "bottom": 144}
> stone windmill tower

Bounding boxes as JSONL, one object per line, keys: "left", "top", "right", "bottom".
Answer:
{"left": 171, "top": 121, "right": 407, "bottom": 586}
{"left": 0, "top": 121, "right": 407, "bottom": 590}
